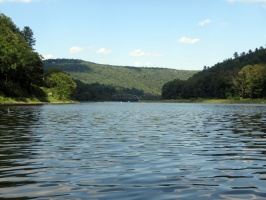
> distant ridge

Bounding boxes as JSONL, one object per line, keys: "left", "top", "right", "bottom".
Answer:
{"left": 162, "top": 46, "right": 266, "bottom": 99}
{"left": 44, "top": 59, "right": 198, "bottom": 95}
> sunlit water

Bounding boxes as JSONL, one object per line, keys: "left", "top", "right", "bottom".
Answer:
{"left": 1, "top": 102, "right": 266, "bottom": 199}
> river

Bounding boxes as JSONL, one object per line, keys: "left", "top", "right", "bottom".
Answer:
{"left": 0, "top": 102, "right": 266, "bottom": 199}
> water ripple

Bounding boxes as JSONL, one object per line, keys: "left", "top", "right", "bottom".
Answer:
{"left": 0, "top": 103, "right": 266, "bottom": 199}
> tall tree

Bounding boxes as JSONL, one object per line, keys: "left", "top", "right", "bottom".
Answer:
{"left": 0, "top": 13, "right": 44, "bottom": 97}
{"left": 233, "top": 52, "right": 239, "bottom": 59}
{"left": 234, "top": 65, "right": 266, "bottom": 98}
{"left": 22, "top": 26, "right": 36, "bottom": 50}
{"left": 162, "top": 79, "right": 185, "bottom": 99}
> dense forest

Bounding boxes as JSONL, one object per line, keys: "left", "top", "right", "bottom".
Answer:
{"left": 0, "top": 12, "right": 197, "bottom": 102}
{"left": 162, "top": 47, "right": 266, "bottom": 100}
{"left": 0, "top": 13, "right": 77, "bottom": 102}
{"left": 2, "top": 12, "right": 265, "bottom": 103}
{"left": 44, "top": 59, "right": 197, "bottom": 97}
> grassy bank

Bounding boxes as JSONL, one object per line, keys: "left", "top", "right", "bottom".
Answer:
{"left": 2, "top": 95, "right": 265, "bottom": 105}
{"left": 0, "top": 95, "right": 76, "bottom": 105}
{"left": 142, "top": 98, "right": 266, "bottom": 104}
{"left": 199, "top": 99, "right": 266, "bottom": 104}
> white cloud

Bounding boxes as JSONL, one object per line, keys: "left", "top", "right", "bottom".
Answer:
{"left": 96, "top": 48, "right": 112, "bottom": 54}
{"left": 226, "top": 0, "right": 266, "bottom": 3}
{"left": 129, "top": 49, "right": 162, "bottom": 57}
{"left": 199, "top": 19, "right": 212, "bottom": 26}
{"left": 134, "top": 61, "right": 152, "bottom": 67}
{"left": 153, "top": 53, "right": 163, "bottom": 57}
{"left": 134, "top": 61, "right": 142, "bottom": 67}
{"left": 69, "top": 46, "right": 83, "bottom": 54}
{"left": 145, "top": 62, "right": 152, "bottom": 67}
{"left": 177, "top": 37, "right": 200, "bottom": 44}
{"left": 221, "top": 22, "right": 228, "bottom": 26}
{"left": 226, "top": 0, "right": 266, "bottom": 7}
{"left": 129, "top": 49, "right": 151, "bottom": 57}
{"left": 42, "top": 54, "right": 54, "bottom": 60}
{"left": 0, "top": 0, "right": 32, "bottom": 3}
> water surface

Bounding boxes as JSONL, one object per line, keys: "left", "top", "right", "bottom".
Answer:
{"left": 0, "top": 103, "right": 266, "bottom": 199}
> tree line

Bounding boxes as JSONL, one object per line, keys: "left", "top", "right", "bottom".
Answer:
{"left": 44, "top": 59, "right": 197, "bottom": 96}
{"left": 3, "top": 12, "right": 265, "bottom": 102}
{"left": 162, "top": 47, "right": 266, "bottom": 100}
{"left": 0, "top": 13, "right": 44, "bottom": 98}
{"left": 0, "top": 13, "right": 150, "bottom": 102}
{"left": 0, "top": 13, "right": 77, "bottom": 102}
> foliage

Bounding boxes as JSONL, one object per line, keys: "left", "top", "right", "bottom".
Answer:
{"left": 74, "top": 79, "right": 145, "bottom": 101}
{"left": 234, "top": 64, "right": 266, "bottom": 98}
{"left": 0, "top": 13, "right": 77, "bottom": 103}
{"left": 45, "top": 68, "right": 77, "bottom": 101}
{"left": 44, "top": 59, "right": 198, "bottom": 96}
{"left": 74, "top": 80, "right": 115, "bottom": 101}
{"left": 162, "top": 46, "right": 266, "bottom": 100}
{"left": 162, "top": 79, "right": 186, "bottom": 99}
{"left": 22, "top": 26, "right": 36, "bottom": 50}
{"left": 0, "top": 13, "right": 44, "bottom": 98}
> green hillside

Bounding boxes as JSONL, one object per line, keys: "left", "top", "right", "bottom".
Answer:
{"left": 162, "top": 46, "right": 266, "bottom": 100}
{"left": 0, "top": 13, "right": 77, "bottom": 103}
{"left": 44, "top": 59, "right": 198, "bottom": 96}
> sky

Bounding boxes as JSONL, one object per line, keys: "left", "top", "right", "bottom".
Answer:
{"left": 1, "top": 0, "right": 266, "bottom": 70}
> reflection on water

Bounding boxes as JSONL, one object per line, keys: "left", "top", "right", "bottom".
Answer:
{"left": 1, "top": 103, "right": 266, "bottom": 199}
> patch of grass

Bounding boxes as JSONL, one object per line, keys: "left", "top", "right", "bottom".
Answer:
{"left": 0, "top": 95, "right": 76, "bottom": 104}
{"left": 200, "top": 98, "right": 266, "bottom": 104}
{"left": 145, "top": 98, "right": 266, "bottom": 104}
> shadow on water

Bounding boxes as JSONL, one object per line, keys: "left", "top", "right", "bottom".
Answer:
{"left": 0, "top": 105, "right": 43, "bottom": 199}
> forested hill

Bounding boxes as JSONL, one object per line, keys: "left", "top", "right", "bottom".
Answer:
{"left": 0, "top": 13, "right": 78, "bottom": 102}
{"left": 162, "top": 46, "right": 266, "bottom": 99}
{"left": 44, "top": 59, "right": 198, "bottom": 96}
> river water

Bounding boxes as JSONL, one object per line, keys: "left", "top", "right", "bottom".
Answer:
{"left": 0, "top": 102, "right": 266, "bottom": 199}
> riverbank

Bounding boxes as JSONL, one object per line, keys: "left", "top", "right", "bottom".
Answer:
{"left": 1, "top": 95, "right": 265, "bottom": 105}
{"left": 142, "top": 98, "right": 266, "bottom": 104}
{"left": 0, "top": 95, "right": 77, "bottom": 105}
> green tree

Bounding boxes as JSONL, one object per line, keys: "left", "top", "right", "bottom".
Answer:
{"left": 162, "top": 79, "right": 185, "bottom": 99}
{"left": 22, "top": 26, "right": 36, "bottom": 50}
{"left": 165, "top": 46, "right": 266, "bottom": 100}
{"left": 0, "top": 13, "right": 44, "bottom": 97}
{"left": 45, "top": 70, "right": 77, "bottom": 100}
{"left": 233, "top": 52, "right": 239, "bottom": 59}
{"left": 234, "top": 65, "right": 266, "bottom": 98}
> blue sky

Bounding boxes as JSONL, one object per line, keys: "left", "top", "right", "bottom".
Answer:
{"left": 1, "top": 0, "right": 266, "bottom": 70}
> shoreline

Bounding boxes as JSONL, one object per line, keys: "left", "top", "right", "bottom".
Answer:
{"left": 0, "top": 97, "right": 77, "bottom": 105}
{"left": 1, "top": 95, "right": 265, "bottom": 105}
{"left": 0, "top": 101, "right": 77, "bottom": 105}
{"left": 141, "top": 98, "right": 266, "bottom": 104}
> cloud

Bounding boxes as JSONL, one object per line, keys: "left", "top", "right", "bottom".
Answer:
{"left": 134, "top": 61, "right": 142, "bottom": 67}
{"left": 226, "top": 0, "right": 266, "bottom": 7}
{"left": 129, "top": 49, "right": 162, "bottom": 57}
{"left": 199, "top": 19, "right": 212, "bottom": 26}
{"left": 69, "top": 46, "right": 83, "bottom": 54}
{"left": 145, "top": 62, "right": 152, "bottom": 67}
{"left": 0, "top": 0, "right": 32, "bottom": 3}
{"left": 221, "top": 22, "right": 228, "bottom": 26}
{"left": 42, "top": 54, "right": 54, "bottom": 60}
{"left": 129, "top": 49, "right": 151, "bottom": 57}
{"left": 153, "top": 53, "right": 163, "bottom": 57}
{"left": 226, "top": 0, "right": 266, "bottom": 3}
{"left": 177, "top": 37, "right": 200, "bottom": 44}
{"left": 134, "top": 61, "right": 152, "bottom": 67}
{"left": 96, "top": 48, "right": 112, "bottom": 54}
